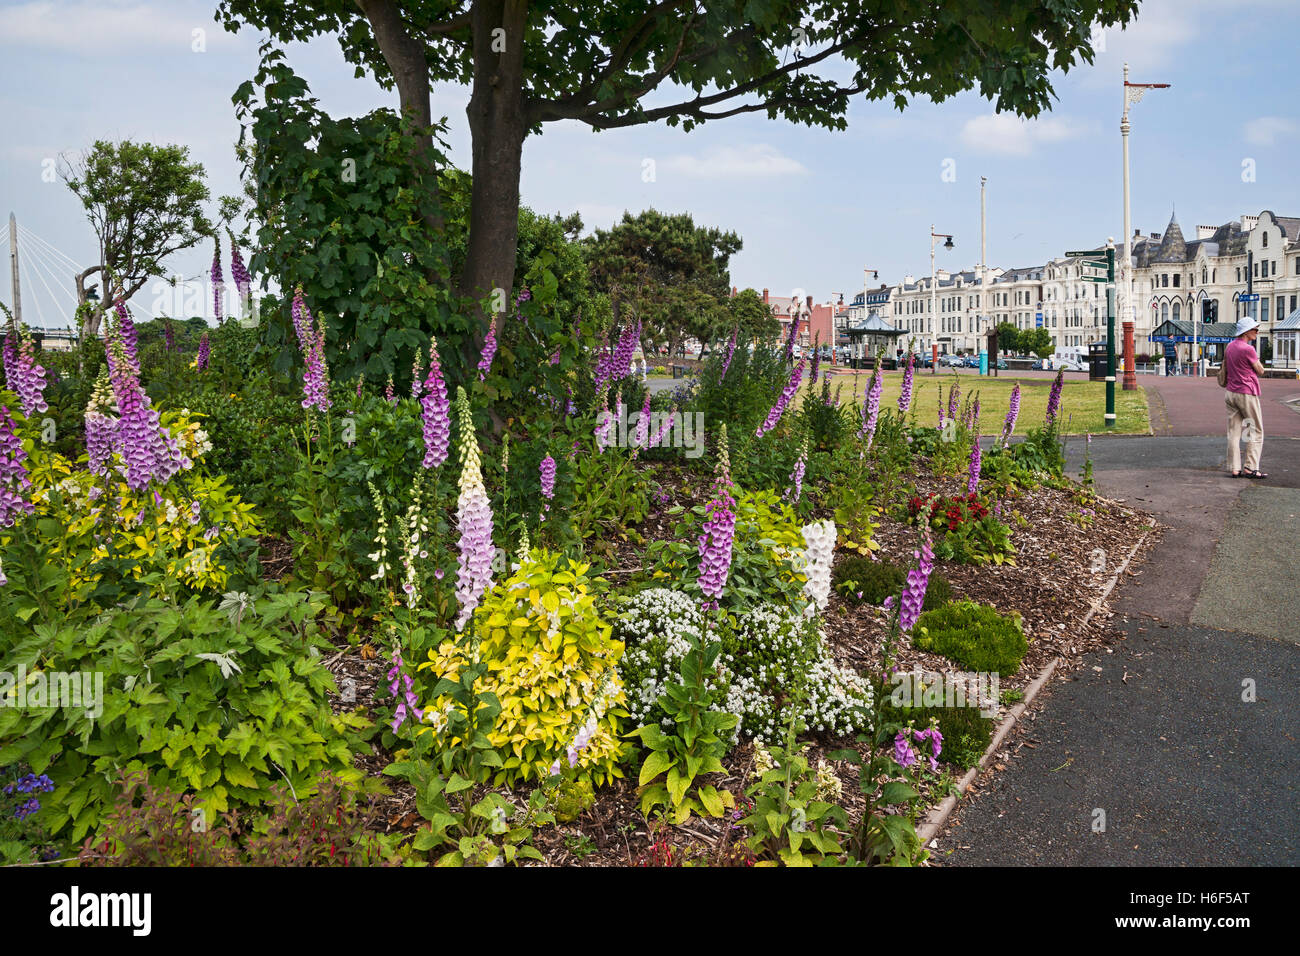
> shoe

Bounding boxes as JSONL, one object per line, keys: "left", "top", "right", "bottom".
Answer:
{"left": 1242, "top": 469, "right": 1268, "bottom": 479}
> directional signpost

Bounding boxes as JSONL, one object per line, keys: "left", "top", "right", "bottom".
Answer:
{"left": 1066, "top": 247, "right": 1117, "bottom": 428}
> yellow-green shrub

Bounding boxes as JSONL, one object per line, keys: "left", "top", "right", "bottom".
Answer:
{"left": 419, "top": 551, "right": 627, "bottom": 787}
{"left": 23, "top": 408, "right": 260, "bottom": 600}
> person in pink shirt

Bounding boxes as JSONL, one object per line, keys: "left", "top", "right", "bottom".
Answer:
{"left": 1223, "top": 317, "right": 1266, "bottom": 478}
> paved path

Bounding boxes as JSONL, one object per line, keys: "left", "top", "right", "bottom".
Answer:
{"left": 938, "top": 395, "right": 1300, "bottom": 865}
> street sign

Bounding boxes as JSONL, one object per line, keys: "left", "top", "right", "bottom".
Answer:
{"left": 1080, "top": 276, "right": 1110, "bottom": 282}
{"left": 1065, "top": 249, "right": 1105, "bottom": 257}
{"left": 1036, "top": 311, "right": 1043, "bottom": 328}
{"left": 1240, "top": 293, "right": 1260, "bottom": 301}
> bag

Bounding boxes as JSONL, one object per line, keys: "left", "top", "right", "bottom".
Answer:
{"left": 1217, "top": 361, "right": 1228, "bottom": 388}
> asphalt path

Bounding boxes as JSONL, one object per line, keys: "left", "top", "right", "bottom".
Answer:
{"left": 937, "top": 396, "right": 1300, "bottom": 866}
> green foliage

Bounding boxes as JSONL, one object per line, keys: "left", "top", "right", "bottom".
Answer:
{"left": 832, "top": 556, "right": 903, "bottom": 605}
{"left": 740, "top": 721, "right": 847, "bottom": 866}
{"left": 913, "top": 601, "right": 1028, "bottom": 676}
{"left": 934, "top": 513, "right": 1017, "bottom": 567}
{"left": 879, "top": 700, "right": 992, "bottom": 770}
{"left": 571, "top": 446, "right": 649, "bottom": 547}
{"left": 80, "top": 770, "right": 396, "bottom": 867}
{"left": 233, "top": 50, "right": 460, "bottom": 385}
{"left": 385, "top": 658, "right": 554, "bottom": 867}
{"left": 1010, "top": 425, "right": 1066, "bottom": 477}
{"left": 0, "top": 586, "right": 371, "bottom": 844}
{"left": 631, "top": 635, "right": 737, "bottom": 825}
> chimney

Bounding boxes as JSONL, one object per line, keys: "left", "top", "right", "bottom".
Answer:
{"left": 806, "top": 295, "right": 813, "bottom": 312}
{"left": 731, "top": 286, "right": 737, "bottom": 297}
{"left": 762, "top": 288, "right": 769, "bottom": 304}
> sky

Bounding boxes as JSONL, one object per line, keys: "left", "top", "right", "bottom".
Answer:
{"left": 2, "top": 0, "right": 1298, "bottom": 328}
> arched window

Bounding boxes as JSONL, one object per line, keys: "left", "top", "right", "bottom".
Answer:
{"left": 1202, "top": 267, "right": 1208, "bottom": 284}
{"left": 1172, "top": 302, "right": 1181, "bottom": 322}
{"left": 1161, "top": 302, "right": 1169, "bottom": 324}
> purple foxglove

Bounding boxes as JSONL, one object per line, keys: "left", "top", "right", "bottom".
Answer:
{"left": 0, "top": 405, "right": 34, "bottom": 527}
{"left": 4, "top": 326, "right": 48, "bottom": 417}
{"left": 756, "top": 356, "right": 805, "bottom": 438}
{"left": 230, "top": 239, "right": 251, "bottom": 303}
{"left": 112, "top": 300, "right": 139, "bottom": 373}
{"left": 784, "top": 315, "right": 800, "bottom": 363}
{"left": 1002, "top": 384, "right": 1021, "bottom": 448}
{"left": 720, "top": 326, "right": 738, "bottom": 377}
{"left": 420, "top": 338, "right": 451, "bottom": 469}
{"left": 967, "top": 433, "right": 982, "bottom": 496}
{"left": 478, "top": 317, "right": 498, "bottom": 381}
{"left": 211, "top": 237, "right": 224, "bottom": 320}
{"left": 196, "top": 333, "right": 210, "bottom": 372}
{"left": 898, "top": 524, "right": 934, "bottom": 634}
{"left": 292, "top": 287, "right": 331, "bottom": 413}
{"left": 696, "top": 425, "right": 736, "bottom": 600}
{"left": 453, "top": 387, "right": 494, "bottom": 631}
{"left": 1046, "top": 369, "right": 1064, "bottom": 425}
{"left": 947, "top": 381, "right": 960, "bottom": 424}
{"left": 861, "top": 367, "right": 882, "bottom": 446}
{"left": 809, "top": 337, "right": 821, "bottom": 383}
{"left": 164, "top": 319, "right": 175, "bottom": 353}
{"left": 103, "top": 327, "right": 185, "bottom": 491}
{"left": 539, "top": 454, "right": 556, "bottom": 514}
{"left": 898, "top": 352, "right": 915, "bottom": 414}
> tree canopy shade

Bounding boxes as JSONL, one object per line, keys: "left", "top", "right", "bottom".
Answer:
{"left": 217, "top": 0, "right": 1140, "bottom": 333}
{"left": 61, "top": 140, "right": 212, "bottom": 336}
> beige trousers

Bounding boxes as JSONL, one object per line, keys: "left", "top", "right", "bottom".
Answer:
{"left": 1225, "top": 391, "right": 1263, "bottom": 473}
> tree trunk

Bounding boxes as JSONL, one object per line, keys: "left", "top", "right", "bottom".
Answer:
{"left": 461, "top": 0, "right": 529, "bottom": 340}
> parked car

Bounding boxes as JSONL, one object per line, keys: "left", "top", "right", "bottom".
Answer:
{"left": 1030, "top": 360, "right": 1045, "bottom": 370}
{"left": 940, "top": 353, "right": 964, "bottom": 368}
{"left": 996, "top": 358, "right": 1008, "bottom": 370}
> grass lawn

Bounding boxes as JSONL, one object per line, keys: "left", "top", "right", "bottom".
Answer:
{"left": 806, "top": 371, "right": 1151, "bottom": 435}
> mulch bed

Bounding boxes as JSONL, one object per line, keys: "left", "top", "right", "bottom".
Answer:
{"left": 310, "top": 454, "right": 1159, "bottom": 866}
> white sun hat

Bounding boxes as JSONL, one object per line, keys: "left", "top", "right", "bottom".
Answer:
{"left": 1234, "top": 317, "right": 1260, "bottom": 337}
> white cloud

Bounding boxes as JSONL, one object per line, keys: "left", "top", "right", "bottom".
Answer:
{"left": 660, "top": 144, "right": 807, "bottom": 179}
{"left": 0, "top": 1, "right": 238, "bottom": 54}
{"left": 1243, "top": 116, "right": 1297, "bottom": 146}
{"left": 959, "top": 114, "right": 1087, "bottom": 156}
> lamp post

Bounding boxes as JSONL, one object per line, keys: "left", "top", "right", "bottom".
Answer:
{"left": 1119, "top": 62, "right": 1170, "bottom": 351}
{"left": 930, "top": 225, "right": 954, "bottom": 365}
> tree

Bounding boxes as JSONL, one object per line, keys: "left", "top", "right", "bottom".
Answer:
{"left": 1020, "top": 327, "right": 1055, "bottom": 358}
{"left": 727, "top": 288, "right": 782, "bottom": 344}
{"left": 995, "top": 321, "right": 1021, "bottom": 355}
{"left": 217, "top": 0, "right": 1139, "bottom": 337}
{"left": 584, "top": 209, "right": 739, "bottom": 360}
{"left": 62, "top": 140, "right": 212, "bottom": 336}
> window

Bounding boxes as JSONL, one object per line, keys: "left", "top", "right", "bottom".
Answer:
{"left": 1291, "top": 295, "right": 1297, "bottom": 315}
{"left": 1174, "top": 274, "right": 1180, "bottom": 287}
{"left": 1271, "top": 259, "right": 1277, "bottom": 276}
{"left": 1278, "top": 297, "right": 1286, "bottom": 321}
{"left": 1172, "top": 302, "right": 1181, "bottom": 322}
{"left": 1162, "top": 274, "right": 1169, "bottom": 287}
{"left": 1161, "top": 302, "right": 1169, "bottom": 324}
{"left": 1263, "top": 230, "right": 1269, "bottom": 247}
{"left": 1202, "top": 267, "right": 1207, "bottom": 284}
{"left": 1236, "top": 268, "right": 1241, "bottom": 282}
{"left": 1254, "top": 262, "right": 1259, "bottom": 278}
{"left": 1262, "top": 299, "right": 1269, "bottom": 323}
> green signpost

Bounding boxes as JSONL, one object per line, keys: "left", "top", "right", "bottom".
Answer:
{"left": 1066, "top": 247, "right": 1117, "bottom": 428}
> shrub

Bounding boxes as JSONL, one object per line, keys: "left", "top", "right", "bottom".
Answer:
{"left": 832, "top": 556, "right": 903, "bottom": 605}
{"left": 833, "top": 557, "right": 951, "bottom": 611}
{"left": 913, "top": 600, "right": 1027, "bottom": 676}
{"left": 419, "top": 550, "right": 627, "bottom": 787}
{"left": 80, "top": 770, "right": 394, "bottom": 866}
{"left": 879, "top": 701, "right": 993, "bottom": 769}
{"left": 0, "top": 587, "right": 372, "bottom": 843}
